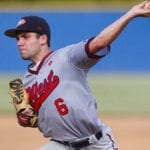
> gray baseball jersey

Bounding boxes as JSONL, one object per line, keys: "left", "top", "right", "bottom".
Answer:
{"left": 23, "top": 38, "right": 110, "bottom": 141}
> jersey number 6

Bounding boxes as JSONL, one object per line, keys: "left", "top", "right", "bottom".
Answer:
{"left": 54, "top": 98, "right": 69, "bottom": 116}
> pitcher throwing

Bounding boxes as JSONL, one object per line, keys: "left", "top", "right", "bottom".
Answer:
{"left": 5, "top": 1, "right": 150, "bottom": 149}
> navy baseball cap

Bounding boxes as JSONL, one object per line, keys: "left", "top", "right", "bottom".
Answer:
{"left": 4, "top": 16, "right": 51, "bottom": 46}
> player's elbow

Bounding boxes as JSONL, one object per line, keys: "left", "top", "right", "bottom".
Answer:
{"left": 89, "top": 37, "right": 109, "bottom": 53}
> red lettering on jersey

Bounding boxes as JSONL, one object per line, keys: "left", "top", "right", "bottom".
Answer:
{"left": 26, "top": 70, "right": 59, "bottom": 113}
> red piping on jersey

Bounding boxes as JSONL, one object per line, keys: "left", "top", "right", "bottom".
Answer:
{"left": 28, "top": 51, "right": 53, "bottom": 74}
{"left": 85, "top": 37, "right": 109, "bottom": 59}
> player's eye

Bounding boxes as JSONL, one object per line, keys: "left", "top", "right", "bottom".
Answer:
{"left": 16, "top": 37, "right": 19, "bottom": 41}
{"left": 22, "top": 34, "right": 28, "bottom": 39}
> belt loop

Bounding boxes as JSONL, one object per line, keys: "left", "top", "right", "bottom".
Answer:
{"left": 95, "top": 131, "right": 103, "bottom": 139}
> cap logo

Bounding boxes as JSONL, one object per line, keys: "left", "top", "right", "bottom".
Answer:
{"left": 36, "top": 25, "right": 42, "bottom": 31}
{"left": 17, "top": 19, "right": 26, "bottom": 27}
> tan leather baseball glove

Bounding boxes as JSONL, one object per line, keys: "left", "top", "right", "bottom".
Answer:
{"left": 9, "top": 78, "right": 38, "bottom": 128}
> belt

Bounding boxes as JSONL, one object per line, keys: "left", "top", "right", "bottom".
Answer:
{"left": 52, "top": 131, "right": 102, "bottom": 148}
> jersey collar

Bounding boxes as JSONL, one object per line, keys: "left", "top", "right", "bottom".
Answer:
{"left": 28, "top": 51, "right": 52, "bottom": 74}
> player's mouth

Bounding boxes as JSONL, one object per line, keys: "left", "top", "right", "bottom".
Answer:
{"left": 19, "top": 48, "right": 26, "bottom": 53}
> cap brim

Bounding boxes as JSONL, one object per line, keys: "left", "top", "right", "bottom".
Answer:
{"left": 4, "top": 29, "right": 18, "bottom": 38}
{"left": 4, "top": 28, "right": 43, "bottom": 38}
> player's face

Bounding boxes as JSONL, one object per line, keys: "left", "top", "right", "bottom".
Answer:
{"left": 16, "top": 32, "right": 42, "bottom": 61}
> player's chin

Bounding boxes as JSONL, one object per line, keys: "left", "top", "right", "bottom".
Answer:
{"left": 19, "top": 52, "right": 30, "bottom": 60}
{"left": 21, "top": 55, "right": 30, "bottom": 60}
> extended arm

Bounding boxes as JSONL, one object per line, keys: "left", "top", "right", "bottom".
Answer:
{"left": 88, "top": 1, "right": 150, "bottom": 54}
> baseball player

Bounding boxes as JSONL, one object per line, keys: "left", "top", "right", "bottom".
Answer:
{"left": 4, "top": 1, "right": 150, "bottom": 150}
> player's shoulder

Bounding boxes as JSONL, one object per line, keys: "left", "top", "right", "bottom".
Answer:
{"left": 54, "top": 40, "right": 88, "bottom": 55}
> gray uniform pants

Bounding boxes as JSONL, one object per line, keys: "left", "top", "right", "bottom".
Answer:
{"left": 38, "top": 125, "right": 118, "bottom": 150}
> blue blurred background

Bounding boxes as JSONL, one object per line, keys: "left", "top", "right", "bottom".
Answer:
{"left": 1, "top": 11, "right": 150, "bottom": 73}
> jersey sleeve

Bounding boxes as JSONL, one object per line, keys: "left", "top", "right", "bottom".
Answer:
{"left": 68, "top": 38, "right": 110, "bottom": 69}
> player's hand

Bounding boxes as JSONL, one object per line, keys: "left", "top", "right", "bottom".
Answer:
{"left": 128, "top": 1, "right": 150, "bottom": 18}
{"left": 17, "top": 106, "right": 38, "bottom": 128}
{"left": 21, "top": 106, "right": 34, "bottom": 115}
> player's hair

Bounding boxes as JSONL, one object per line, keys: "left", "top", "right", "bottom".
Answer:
{"left": 36, "top": 33, "right": 50, "bottom": 47}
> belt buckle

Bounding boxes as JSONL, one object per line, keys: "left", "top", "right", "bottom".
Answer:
{"left": 69, "top": 131, "right": 102, "bottom": 148}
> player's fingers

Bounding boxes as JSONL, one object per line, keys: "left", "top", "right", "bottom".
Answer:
{"left": 21, "top": 107, "right": 33, "bottom": 115}
{"left": 140, "top": 0, "right": 149, "bottom": 7}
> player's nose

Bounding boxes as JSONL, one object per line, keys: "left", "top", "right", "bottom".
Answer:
{"left": 17, "top": 38, "right": 25, "bottom": 46}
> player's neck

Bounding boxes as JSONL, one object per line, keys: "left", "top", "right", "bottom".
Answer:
{"left": 31, "top": 46, "right": 52, "bottom": 65}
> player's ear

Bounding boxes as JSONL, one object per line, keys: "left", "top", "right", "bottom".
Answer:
{"left": 39, "top": 34, "right": 48, "bottom": 46}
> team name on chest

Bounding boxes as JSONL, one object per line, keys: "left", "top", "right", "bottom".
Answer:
{"left": 26, "top": 70, "right": 60, "bottom": 113}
